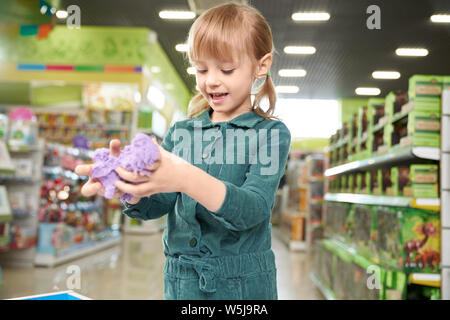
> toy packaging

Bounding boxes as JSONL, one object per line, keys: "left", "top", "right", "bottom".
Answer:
{"left": 371, "top": 206, "right": 403, "bottom": 268}
{"left": 370, "top": 169, "right": 381, "bottom": 195}
{"left": 392, "top": 164, "right": 439, "bottom": 198}
{"left": 399, "top": 208, "right": 440, "bottom": 273}
{"left": 351, "top": 204, "right": 375, "bottom": 254}
{"left": 408, "top": 75, "right": 443, "bottom": 102}
{"left": 385, "top": 90, "right": 408, "bottom": 117}
{"left": 381, "top": 168, "right": 394, "bottom": 196}
{"left": 7, "top": 107, "right": 38, "bottom": 148}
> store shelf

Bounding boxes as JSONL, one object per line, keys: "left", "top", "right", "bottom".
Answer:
{"left": 324, "top": 193, "right": 440, "bottom": 211}
{"left": 34, "top": 234, "right": 122, "bottom": 267}
{"left": 272, "top": 226, "right": 307, "bottom": 251}
{"left": 310, "top": 272, "right": 337, "bottom": 300}
{"left": 46, "top": 142, "right": 94, "bottom": 159}
{"left": 325, "top": 146, "right": 440, "bottom": 177}
{"left": 409, "top": 273, "right": 441, "bottom": 288}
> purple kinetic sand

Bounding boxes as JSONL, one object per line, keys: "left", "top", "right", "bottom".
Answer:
{"left": 90, "top": 133, "right": 160, "bottom": 201}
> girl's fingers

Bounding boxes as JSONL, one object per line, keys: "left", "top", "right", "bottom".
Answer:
{"left": 75, "top": 164, "right": 92, "bottom": 176}
{"left": 146, "top": 160, "right": 161, "bottom": 171}
{"left": 115, "top": 180, "right": 153, "bottom": 197}
{"left": 110, "top": 139, "right": 121, "bottom": 157}
{"left": 81, "top": 179, "right": 103, "bottom": 197}
{"left": 115, "top": 167, "right": 151, "bottom": 183}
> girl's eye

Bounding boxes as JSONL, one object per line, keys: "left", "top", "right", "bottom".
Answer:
{"left": 222, "top": 69, "right": 234, "bottom": 74}
{"left": 196, "top": 69, "right": 207, "bottom": 74}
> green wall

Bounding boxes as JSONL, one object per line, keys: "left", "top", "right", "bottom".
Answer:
{"left": 0, "top": 25, "right": 192, "bottom": 113}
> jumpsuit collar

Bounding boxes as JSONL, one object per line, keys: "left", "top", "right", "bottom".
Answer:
{"left": 187, "top": 107, "right": 265, "bottom": 129}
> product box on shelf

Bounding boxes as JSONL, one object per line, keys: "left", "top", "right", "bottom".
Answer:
{"left": 348, "top": 204, "right": 375, "bottom": 255}
{"left": 390, "top": 109, "right": 441, "bottom": 149}
{"left": 370, "top": 169, "right": 382, "bottom": 195}
{"left": 399, "top": 208, "right": 440, "bottom": 273}
{"left": 281, "top": 210, "right": 305, "bottom": 241}
{"left": 324, "top": 202, "right": 350, "bottom": 241}
{"left": 368, "top": 98, "right": 387, "bottom": 128}
{"left": 356, "top": 172, "right": 370, "bottom": 194}
{"left": 372, "top": 123, "right": 391, "bottom": 155}
{"left": 391, "top": 164, "right": 439, "bottom": 198}
{"left": 384, "top": 90, "right": 408, "bottom": 118}
{"left": 350, "top": 254, "right": 384, "bottom": 300}
{"left": 370, "top": 206, "right": 403, "bottom": 268}
{"left": 383, "top": 269, "right": 407, "bottom": 300}
{"left": 408, "top": 75, "right": 443, "bottom": 102}
{"left": 381, "top": 168, "right": 394, "bottom": 196}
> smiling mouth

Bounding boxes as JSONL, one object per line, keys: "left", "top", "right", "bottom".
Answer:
{"left": 209, "top": 93, "right": 228, "bottom": 98}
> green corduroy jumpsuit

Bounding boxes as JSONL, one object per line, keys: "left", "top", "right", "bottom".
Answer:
{"left": 122, "top": 107, "right": 291, "bottom": 300}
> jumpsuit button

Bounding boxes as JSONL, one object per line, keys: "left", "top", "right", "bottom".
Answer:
{"left": 189, "top": 238, "right": 197, "bottom": 247}
{"left": 202, "top": 152, "right": 209, "bottom": 159}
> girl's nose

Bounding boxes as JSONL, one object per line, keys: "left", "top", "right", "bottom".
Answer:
{"left": 205, "top": 71, "right": 221, "bottom": 87}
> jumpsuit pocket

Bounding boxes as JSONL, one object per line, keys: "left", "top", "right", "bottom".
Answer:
{"left": 176, "top": 277, "right": 242, "bottom": 300}
{"left": 241, "top": 269, "right": 277, "bottom": 300}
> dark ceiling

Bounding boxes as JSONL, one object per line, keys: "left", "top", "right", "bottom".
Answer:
{"left": 60, "top": 0, "right": 450, "bottom": 100}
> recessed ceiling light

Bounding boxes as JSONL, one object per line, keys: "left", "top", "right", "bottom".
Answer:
{"left": 175, "top": 43, "right": 188, "bottom": 52}
{"left": 275, "top": 86, "right": 299, "bottom": 94}
{"left": 395, "top": 48, "right": 429, "bottom": 57}
{"left": 355, "top": 87, "right": 381, "bottom": 96}
{"left": 372, "top": 71, "right": 401, "bottom": 79}
{"left": 159, "top": 10, "right": 195, "bottom": 20}
{"left": 278, "top": 69, "right": 307, "bottom": 77}
{"left": 56, "top": 10, "right": 68, "bottom": 19}
{"left": 187, "top": 67, "right": 196, "bottom": 75}
{"left": 431, "top": 14, "right": 450, "bottom": 23}
{"left": 292, "top": 12, "right": 330, "bottom": 22}
{"left": 284, "top": 46, "right": 316, "bottom": 55}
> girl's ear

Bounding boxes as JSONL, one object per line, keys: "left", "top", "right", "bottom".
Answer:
{"left": 255, "top": 53, "right": 273, "bottom": 79}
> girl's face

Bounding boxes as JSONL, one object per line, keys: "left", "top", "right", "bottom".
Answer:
{"left": 193, "top": 54, "right": 256, "bottom": 121}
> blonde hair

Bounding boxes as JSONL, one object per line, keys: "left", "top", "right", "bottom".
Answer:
{"left": 186, "top": 2, "right": 277, "bottom": 119}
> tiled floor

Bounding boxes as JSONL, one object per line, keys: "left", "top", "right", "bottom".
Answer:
{"left": 0, "top": 229, "right": 324, "bottom": 300}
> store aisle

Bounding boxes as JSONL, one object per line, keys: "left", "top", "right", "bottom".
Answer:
{"left": 0, "top": 231, "right": 323, "bottom": 300}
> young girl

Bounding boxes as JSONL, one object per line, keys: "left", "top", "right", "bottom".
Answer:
{"left": 76, "top": 2, "right": 291, "bottom": 300}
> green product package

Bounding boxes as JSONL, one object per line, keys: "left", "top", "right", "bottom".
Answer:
{"left": 370, "top": 206, "right": 403, "bottom": 268}
{"left": 351, "top": 204, "right": 376, "bottom": 255}
{"left": 381, "top": 167, "right": 394, "bottom": 196}
{"left": 370, "top": 169, "right": 382, "bottom": 195}
{"left": 391, "top": 164, "right": 438, "bottom": 198}
{"left": 444, "top": 76, "right": 450, "bottom": 92}
{"left": 385, "top": 91, "right": 408, "bottom": 117}
{"left": 399, "top": 208, "right": 441, "bottom": 273}
{"left": 408, "top": 74, "right": 443, "bottom": 102}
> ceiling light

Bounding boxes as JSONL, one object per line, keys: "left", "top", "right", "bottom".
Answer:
{"left": 284, "top": 46, "right": 316, "bottom": 55}
{"left": 372, "top": 71, "right": 401, "bottom": 79}
{"left": 159, "top": 10, "right": 195, "bottom": 20}
{"left": 355, "top": 87, "right": 381, "bottom": 96}
{"left": 275, "top": 86, "right": 299, "bottom": 94}
{"left": 278, "top": 69, "right": 307, "bottom": 77}
{"left": 187, "top": 67, "right": 196, "bottom": 75}
{"left": 292, "top": 12, "right": 330, "bottom": 22}
{"left": 431, "top": 14, "right": 450, "bottom": 23}
{"left": 56, "top": 10, "right": 68, "bottom": 19}
{"left": 395, "top": 48, "right": 429, "bottom": 57}
{"left": 175, "top": 43, "right": 188, "bottom": 52}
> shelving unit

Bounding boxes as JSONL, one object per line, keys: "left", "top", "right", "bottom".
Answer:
{"left": 325, "top": 146, "right": 440, "bottom": 177}
{"left": 441, "top": 89, "right": 450, "bottom": 300}
{"left": 324, "top": 193, "right": 440, "bottom": 211}
{"left": 319, "top": 80, "right": 446, "bottom": 300}
{"left": 0, "top": 139, "right": 45, "bottom": 267}
{"left": 34, "top": 142, "right": 122, "bottom": 267}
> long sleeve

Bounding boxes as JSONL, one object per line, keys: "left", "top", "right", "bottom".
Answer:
{"left": 122, "top": 125, "right": 178, "bottom": 220}
{"left": 208, "top": 121, "right": 291, "bottom": 231}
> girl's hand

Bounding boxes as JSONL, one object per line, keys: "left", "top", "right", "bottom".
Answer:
{"left": 74, "top": 139, "right": 140, "bottom": 204}
{"left": 114, "top": 143, "right": 189, "bottom": 198}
